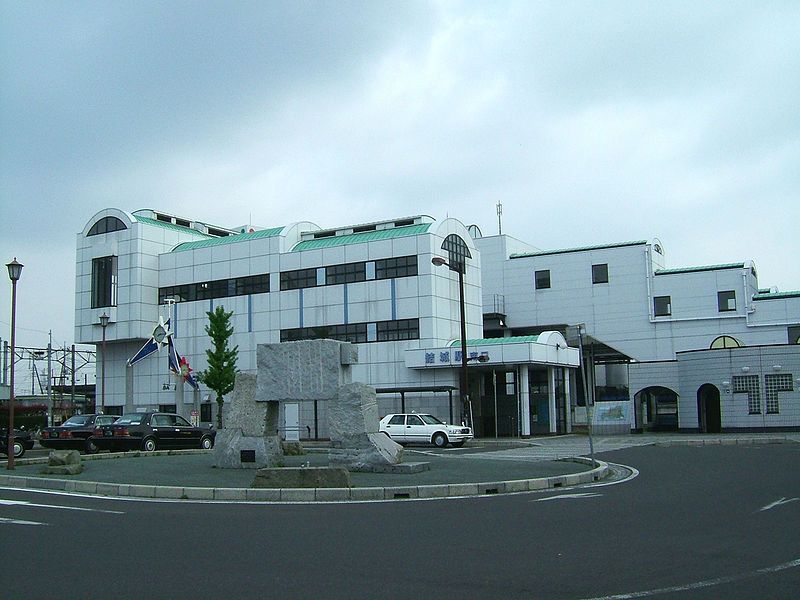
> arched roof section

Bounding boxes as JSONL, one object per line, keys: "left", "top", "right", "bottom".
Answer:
{"left": 80, "top": 208, "right": 136, "bottom": 237}
{"left": 433, "top": 218, "right": 478, "bottom": 257}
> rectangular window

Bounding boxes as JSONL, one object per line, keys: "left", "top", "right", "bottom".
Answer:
{"left": 733, "top": 375, "right": 761, "bottom": 414}
{"left": 592, "top": 263, "right": 609, "bottom": 284}
{"left": 326, "top": 262, "right": 366, "bottom": 285}
{"left": 280, "top": 323, "right": 367, "bottom": 344}
{"left": 280, "top": 268, "right": 318, "bottom": 290}
{"left": 654, "top": 296, "right": 671, "bottom": 317}
{"left": 91, "top": 256, "right": 118, "bottom": 308}
{"left": 235, "top": 274, "right": 269, "bottom": 295}
{"left": 376, "top": 318, "right": 419, "bottom": 341}
{"left": 200, "top": 402, "right": 213, "bottom": 423}
{"left": 375, "top": 256, "right": 418, "bottom": 279}
{"left": 718, "top": 290, "right": 736, "bottom": 312}
{"left": 789, "top": 326, "right": 800, "bottom": 345}
{"left": 534, "top": 269, "right": 550, "bottom": 290}
{"left": 765, "top": 373, "right": 793, "bottom": 414}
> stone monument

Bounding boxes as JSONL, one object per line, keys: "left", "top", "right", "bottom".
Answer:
{"left": 213, "top": 338, "right": 403, "bottom": 472}
{"left": 211, "top": 371, "right": 283, "bottom": 469}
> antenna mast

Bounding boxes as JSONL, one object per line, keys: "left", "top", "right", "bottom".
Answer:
{"left": 496, "top": 201, "right": 503, "bottom": 235}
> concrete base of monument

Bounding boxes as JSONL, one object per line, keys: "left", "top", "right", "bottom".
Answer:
{"left": 252, "top": 466, "right": 351, "bottom": 488}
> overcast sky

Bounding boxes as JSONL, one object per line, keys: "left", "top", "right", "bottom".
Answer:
{"left": 1, "top": 0, "right": 798, "bottom": 349}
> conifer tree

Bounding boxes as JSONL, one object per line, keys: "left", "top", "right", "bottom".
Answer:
{"left": 196, "top": 306, "right": 238, "bottom": 428}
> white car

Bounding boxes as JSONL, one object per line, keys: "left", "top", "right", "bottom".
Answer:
{"left": 379, "top": 413, "right": 473, "bottom": 448}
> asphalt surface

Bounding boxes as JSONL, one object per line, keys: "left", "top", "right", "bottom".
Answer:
{"left": 1, "top": 442, "right": 798, "bottom": 600}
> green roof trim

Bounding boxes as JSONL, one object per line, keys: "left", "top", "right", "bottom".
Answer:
{"left": 172, "top": 227, "right": 286, "bottom": 252}
{"left": 291, "top": 223, "right": 433, "bottom": 252}
{"left": 510, "top": 240, "right": 647, "bottom": 259}
{"left": 448, "top": 335, "right": 541, "bottom": 347}
{"left": 655, "top": 263, "right": 746, "bottom": 276}
{"left": 753, "top": 291, "right": 800, "bottom": 300}
{"left": 134, "top": 216, "right": 211, "bottom": 237}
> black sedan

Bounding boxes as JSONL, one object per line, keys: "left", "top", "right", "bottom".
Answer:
{"left": 90, "top": 412, "right": 216, "bottom": 452}
{"left": 40, "top": 414, "right": 119, "bottom": 454}
{"left": 0, "top": 428, "right": 35, "bottom": 458}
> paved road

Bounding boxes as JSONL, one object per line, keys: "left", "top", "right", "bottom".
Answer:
{"left": 1, "top": 442, "right": 798, "bottom": 599}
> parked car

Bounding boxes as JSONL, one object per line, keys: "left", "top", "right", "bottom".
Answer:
{"left": 90, "top": 412, "right": 216, "bottom": 452}
{"left": 379, "top": 413, "right": 473, "bottom": 448}
{"left": 40, "top": 414, "right": 119, "bottom": 454}
{"left": 0, "top": 428, "right": 35, "bottom": 458}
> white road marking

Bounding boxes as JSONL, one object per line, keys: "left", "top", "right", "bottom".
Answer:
{"left": 580, "top": 558, "right": 800, "bottom": 599}
{"left": 759, "top": 497, "right": 799, "bottom": 512}
{"left": 534, "top": 492, "right": 603, "bottom": 502}
{"left": 0, "top": 498, "right": 124, "bottom": 514}
{"left": 0, "top": 517, "right": 47, "bottom": 526}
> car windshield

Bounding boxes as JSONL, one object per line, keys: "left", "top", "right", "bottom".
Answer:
{"left": 114, "top": 414, "right": 144, "bottom": 425}
{"left": 63, "top": 416, "right": 90, "bottom": 426}
{"left": 419, "top": 415, "right": 444, "bottom": 425}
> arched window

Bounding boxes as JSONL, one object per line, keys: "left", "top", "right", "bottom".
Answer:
{"left": 441, "top": 234, "right": 471, "bottom": 272}
{"left": 88, "top": 216, "right": 127, "bottom": 236}
{"left": 710, "top": 335, "right": 743, "bottom": 349}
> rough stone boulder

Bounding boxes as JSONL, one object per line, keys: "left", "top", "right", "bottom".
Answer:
{"left": 41, "top": 449, "right": 83, "bottom": 475}
{"left": 329, "top": 382, "right": 403, "bottom": 472}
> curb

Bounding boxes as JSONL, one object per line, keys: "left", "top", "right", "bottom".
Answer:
{"left": 0, "top": 453, "right": 608, "bottom": 503}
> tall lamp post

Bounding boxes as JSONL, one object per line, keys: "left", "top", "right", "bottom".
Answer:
{"left": 6, "top": 258, "right": 23, "bottom": 470}
{"left": 99, "top": 312, "right": 109, "bottom": 413}
{"left": 432, "top": 255, "right": 470, "bottom": 427}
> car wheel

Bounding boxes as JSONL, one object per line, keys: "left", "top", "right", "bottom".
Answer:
{"left": 450, "top": 441, "right": 465, "bottom": 448}
{"left": 84, "top": 439, "right": 99, "bottom": 454}
{"left": 432, "top": 432, "right": 448, "bottom": 448}
{"left": 142, "top": 437, "right": 157, "bottom": 452}
{"left": 13, "top": 441, "right": 25, "bottom": 458}
{"left": 200, "top": 436, "right": 213, "bottom": 450}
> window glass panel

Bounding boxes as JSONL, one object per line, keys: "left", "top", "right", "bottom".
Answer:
{"left": 718, "top": 290, "right": 736, "bottom": 312}
{"left": 592, "top": 263, "right": 609, "bottom": 284}
{"left": 91, "top": 256, "right": 118, "bottom": 308}
{"left": 280, "top": 268, "right": 318, "bottom": 290}
{"left": 376, "top": 319, "right": 419, "bottom": 341}
{"left": 326, "top": 262, "right": 366, "bottom": 285}
{"left": 88, "top": 216, "right": 127, "bottom": 236}
{"left": 733, "top": 375, "right": 761, "bottom": 414}
{"left": 765, "top": 374, "right": 792, "bottom": 414}
{"left": 654, "top": 296, "right": 671, "bottom": 317}
{"left": 388, "top": 415, "right": 405, "bottom": 425}
{"left": 534, "top": 270, "right": 550, "bottom": 290}
{"left": 375, "top": 256, "right": 418, "bottom": 280}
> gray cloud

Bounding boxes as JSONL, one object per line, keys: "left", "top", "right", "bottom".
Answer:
{"left": 1, "top": 0, "right": 798, "bottom": 347}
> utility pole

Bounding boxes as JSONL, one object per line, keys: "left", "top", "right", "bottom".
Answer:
{"left": 47, "top": 331, "right": 52, "bottom": 426}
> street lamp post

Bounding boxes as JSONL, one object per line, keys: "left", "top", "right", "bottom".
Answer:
{"left": 6, "top": 258, "right": 23, "bottom": 470}
{"left": 432, "top": 256, "right": 470, "bottom": 427}
{"left": 99, "top": 312, "right": 109, "bottom": 413}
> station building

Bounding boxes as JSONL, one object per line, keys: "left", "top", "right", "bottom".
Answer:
{"left": 75, "top": 208, "right": 799, "bottom": 437}
{"left": 75, "top": 208, "right": 579, "bottom": 439}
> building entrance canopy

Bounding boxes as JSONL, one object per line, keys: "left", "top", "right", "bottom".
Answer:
{"left": 405, "top": 332, "right": 579, "bottom": 369}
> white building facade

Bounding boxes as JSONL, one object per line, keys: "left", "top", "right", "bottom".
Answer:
{"left": 75, "top": 209, "right": 578, "bottom": 438}
{"left": 476, "top": 235, "right": 800, "bottom": 432}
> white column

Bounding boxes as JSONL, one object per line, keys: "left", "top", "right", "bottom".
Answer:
{"left": 564, "top": 369, "right": 572, "bottom": 433}
{"left": 520, "top": 366, "right": 531, "bottom": 436}
{"left": 548, "top": 366, "right": 557, "bottom": 434}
